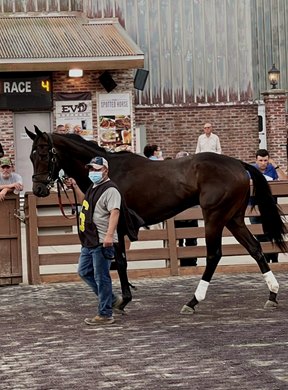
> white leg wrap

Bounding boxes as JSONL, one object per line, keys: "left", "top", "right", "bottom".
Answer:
{"left": 263, "top": 271, "right": 279, "bottom": 293}
{"left": 195, "top": 280, "right": 210, "bottom": 302}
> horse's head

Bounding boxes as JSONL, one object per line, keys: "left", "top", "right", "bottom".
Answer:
{"left": 26, "top": 126, "right": 60, "bottom": 197}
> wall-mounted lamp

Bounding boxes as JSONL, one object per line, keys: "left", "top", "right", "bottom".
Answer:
{"left": 68, "top": 69, "right": 83, "bottom": 78}
{"left": 268, "top": 64, "right": 280, "bottom": 89}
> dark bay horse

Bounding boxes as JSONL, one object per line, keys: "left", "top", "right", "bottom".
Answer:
{"left": 26, "top": 126, "right": 287, "bottom": 314}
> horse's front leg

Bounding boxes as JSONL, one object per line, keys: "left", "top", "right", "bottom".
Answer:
{"left": 114, "top": 238, "right": 132, "bottom": 311}
{"left": 181, "top": 228, "right": 222, "bottom": 315}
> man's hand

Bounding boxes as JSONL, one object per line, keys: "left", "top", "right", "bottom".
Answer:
{"left": 64, "top": 177, "right": 77, "bottom": 188}
{"left": 269, "top": 158, "right": 278, "bottom": 168}
{"left": 0, "top": 188, "right": 8, "bottom": 202}
{"left": 64, "top": 177, "right": 85, "bottom": 203}
{"left": 103, "top": 233, "right": 114, "bottom": 247}
{"left": 14, "top": 182, "right": 23, "bottom": 192}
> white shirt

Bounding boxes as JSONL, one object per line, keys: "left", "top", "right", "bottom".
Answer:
{"left": 195, "top": 133, "right": 222, "bottom": 154}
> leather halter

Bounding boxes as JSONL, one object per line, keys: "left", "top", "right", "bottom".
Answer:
{"left": 32, "top": 132, "right": 58, "bottom": 189}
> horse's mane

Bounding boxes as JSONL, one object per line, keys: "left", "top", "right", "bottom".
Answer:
{"left": 63, "top": 134, "right": 107, "bottom": 153}
{"left": 57, "top": 133, "right": 145, "bottom": 160}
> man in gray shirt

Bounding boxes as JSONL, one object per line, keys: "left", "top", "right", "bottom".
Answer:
{"left": 0, "top": 157, "right": 23, "bottom": 201}
{"left": 66, "top": 156, "right": 123, "bottom": 326}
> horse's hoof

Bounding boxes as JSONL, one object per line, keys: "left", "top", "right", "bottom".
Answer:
{"left": 264, "top": 300, "right": 278, "bottom": 309}
{"left": 114, "top": 308, "right": 127, "bottom": 315}
{"left": 180, "top": 305, "right": 195, "bottom": 315}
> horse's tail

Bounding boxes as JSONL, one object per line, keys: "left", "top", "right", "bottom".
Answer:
{"left": 242, "top": 162, "right": 287, "bottom": 252}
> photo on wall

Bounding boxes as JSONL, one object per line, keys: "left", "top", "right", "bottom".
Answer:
{"left": 55, "top": 92, "right": 93, "bottom": 140}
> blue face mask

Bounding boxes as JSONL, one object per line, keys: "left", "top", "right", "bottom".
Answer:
{"left": 89, "top": 171, "right": 103, "bottom": 184}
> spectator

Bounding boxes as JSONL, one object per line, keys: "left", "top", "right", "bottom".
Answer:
{"left": 252, "top": 148, "right": 286, "bottom": 180}
{"left": 143, "top": 144, "right": 164, "bottom": 160}
{"left": 250, "top": 149, "right": 287, "bottom": 263}
{"left": 54, "top": 124, "right": 66, "bottom": 134}
{"left": 0, "top": 157, "right": 23, "bottom": 201}
{"left": 73, "top": 124, "right": 82, "bottom": 135}
{"left": 64, "top": 123, "right": 72, "bottom": 134}
{"left": 175, "top": 151, "right": 189, "bottom": 159}
{"left": 175, "top": 151, "right": 198, "bottom": 266}
{"left": 195, "top": 123, "right": 221, "bottom": 154}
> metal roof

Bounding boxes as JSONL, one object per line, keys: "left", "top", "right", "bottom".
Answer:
{"left": 0, "top": 15, "right": 144, "bottom": 71}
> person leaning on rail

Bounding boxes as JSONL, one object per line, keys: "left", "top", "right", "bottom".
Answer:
{"left": 0, "top": 157, "right": 23, "bottom": 202}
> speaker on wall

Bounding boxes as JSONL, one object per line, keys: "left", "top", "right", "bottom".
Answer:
{"left": 99, "top": 71, "right": 117, "bottom": 93}
{"left": 134, "top": 69, "right": 149, "bottom": 91}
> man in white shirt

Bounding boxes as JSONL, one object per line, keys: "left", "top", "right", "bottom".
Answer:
{"left": 195, "top": 123, "right": 222, "bottom": 154}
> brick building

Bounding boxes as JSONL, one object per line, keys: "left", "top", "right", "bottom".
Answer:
{"left": 0, "top": 1, "right": 288, "bottom": 191}
{"left": 0, "top": 15, "right": 143, "bottom": 190}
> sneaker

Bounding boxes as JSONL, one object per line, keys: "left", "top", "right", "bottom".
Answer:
{"left": 112, "top": 294, "right": 123, "bottom": 310}
{"left": 84, "top": 315, "right": 115, "bottom": 326}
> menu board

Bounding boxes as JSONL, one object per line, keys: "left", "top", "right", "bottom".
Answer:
{"left": 97, "top": 93, "right": 133, "bottom": 152}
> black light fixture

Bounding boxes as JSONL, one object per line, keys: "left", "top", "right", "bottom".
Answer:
{"left": 99, "top": 71, "right": 117, "bottom": 93}
{"left": 268, "top": 64, "right": 280, "bottom": 89}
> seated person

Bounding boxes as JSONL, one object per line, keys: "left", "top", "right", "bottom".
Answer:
{"left": 0, "top": 157, "right": 23, "bottom": 201}
{"left": 143, "top": 144, "right": 164, "bottom": 160}
{"left": 249, "top": 149, "right": 286, "bottom": 263}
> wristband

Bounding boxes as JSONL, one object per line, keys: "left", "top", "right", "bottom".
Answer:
{"left": 275, "top": 166, "right": 279, "bottom": 170}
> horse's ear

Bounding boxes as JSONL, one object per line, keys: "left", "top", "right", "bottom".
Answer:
{"left": 25, "top": 127, "right": 36, "bottom": 140}
{"left": 34, "top": 125, "right": 43, "bottom": 137}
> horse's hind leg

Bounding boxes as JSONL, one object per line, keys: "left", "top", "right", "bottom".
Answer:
{"left": 226, "top": 216, "right": 279, "bottom": 309}
{"left": 114, "top": 238, "right": 132, "bottom": 311}
{"left": 181, "top": 221, "right": 223, "bottom": 315}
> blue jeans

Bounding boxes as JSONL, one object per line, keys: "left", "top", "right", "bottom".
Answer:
{"left": 78, "top": 245, "right": 117, "bottom": 317}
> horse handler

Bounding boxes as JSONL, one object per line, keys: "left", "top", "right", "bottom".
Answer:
{"left": 65, "top": 156, "right": 124, "bottom": 325}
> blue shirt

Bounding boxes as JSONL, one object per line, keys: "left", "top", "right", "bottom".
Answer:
{"left": 252, "top": 163, "right": 278, "bottom": 181}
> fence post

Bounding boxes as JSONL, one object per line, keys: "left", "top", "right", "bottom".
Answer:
{"left": 166, "top": 217, "right": 179, "bottom": 276}
{"left": 24, "top": 192, "right": 41, "bottom": 284}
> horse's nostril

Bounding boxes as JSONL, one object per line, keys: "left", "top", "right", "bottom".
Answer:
{"left": 33, "top": 184, "right": 49, "bottom": 197}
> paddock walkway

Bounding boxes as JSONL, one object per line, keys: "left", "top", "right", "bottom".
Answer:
{"left": 1, "top": 272, "right": 288, "bottom": 389}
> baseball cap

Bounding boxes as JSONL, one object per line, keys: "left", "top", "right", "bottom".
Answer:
{"left": 86, "top": 156, "right": 108, "bottom": 169}
{"left": 0, "top": 157, "right": 12, "bottom": 167}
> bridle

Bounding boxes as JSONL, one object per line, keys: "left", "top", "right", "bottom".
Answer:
{"left": 32, "top": 132, "right": 59, "bottom": 189}
{"left": 32, "top": 132, "right": 79, "bottom": 222}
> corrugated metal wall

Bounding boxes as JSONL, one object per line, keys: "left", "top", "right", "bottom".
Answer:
{"left": 1, "top": 0, "right": 287, "bottom": 105}
{"left": 83, "top": 0, "right": 288, "bottom": 105}
{"left": 0, "top": 0, "right": 82, "bottom": 12}
{"left": 250, "top": 0, "right": 288, "bottom": 98}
